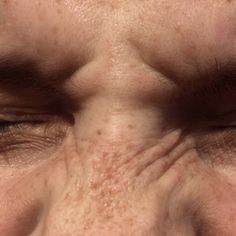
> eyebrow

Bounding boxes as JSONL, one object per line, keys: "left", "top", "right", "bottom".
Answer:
{"left": 0, "top": 54, "right": 236, "bottom": 99}
{"left": 179, "top": 57, "right": 236, "bottom": 97}
{"left": 0, "top": 54, "right": 78, "bottom": 90}
{"left": 0, "top": 54, "right": 77, "bottom": 110}
{"left": 0, "top": 55, "right": 44, "bottom": 88}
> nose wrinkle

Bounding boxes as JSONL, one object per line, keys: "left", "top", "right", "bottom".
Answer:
{"left": 68, "top": 54, "right": 172, "bottom": 112}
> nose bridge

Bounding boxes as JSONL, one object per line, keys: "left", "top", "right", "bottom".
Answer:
{"left": 66, "top": 37, "right": 172, "bottom": 151}
{"left": 99, "top": 49, "right": 157, "bottom": 99}
{"left": 72, "top": 43, "right": 167, "bottom": 105}
{"left": 64, "top": 52, "right": 170, "bottom": 189}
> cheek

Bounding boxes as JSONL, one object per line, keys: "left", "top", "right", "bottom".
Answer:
{"left": 197, "top": 179, "right": 236, "bottom": 236}
{"left": 0, "top": 157, "right": 66, "bottom": 236}
{"left": 0, "top": 172, "right": 42, "bottom": 235}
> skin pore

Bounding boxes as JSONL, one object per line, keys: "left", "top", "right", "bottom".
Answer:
{"left": 0, "top": 0, "right": 236, "bottom": 235}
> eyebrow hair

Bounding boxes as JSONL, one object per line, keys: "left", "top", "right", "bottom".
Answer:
{"left": 0, "top": 53, "right": 78, "bottom": 89}
{"left": 0, "top": 54, "right": 236, "bottom": 102}
{"left": 0, "top": 54, "right": 77, "bottom": 111}
{"left": 178, "top": 57, "right": 236, "bottom": 97}
{"left": 0, "top": 55, "right": 44, "bottom": 88}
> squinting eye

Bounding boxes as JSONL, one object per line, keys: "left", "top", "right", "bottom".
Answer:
{"left": 192, "top": 114, "right": 236, "bottom": 168}
{"left": 0, "top": 120, "right": 43, "bottom": 133}
{"left": 0, "top": 113, "right": 70, "bottom": 167}
{"left": 200, "top": 110, "right": 236, "bottom": 129}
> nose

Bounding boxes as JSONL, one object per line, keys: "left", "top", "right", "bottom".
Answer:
{"left": 66, "top": 44, "right": 174, "bottom": 144}
{"left": 40, "top": 42, "right": 184, "bottom": 236}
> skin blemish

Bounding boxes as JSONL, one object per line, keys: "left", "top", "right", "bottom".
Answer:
{"left": 44, "top": 179, "right": 48, "bottom": 187}
{"left": 3, "top": 0, "right": 8, "bottom": 6}
{"left": 52, "top": 25, "right": 59, "bottom": 34}
{"left": 96, "top": 129, "right": 102, "bottom": 136}
{"left": 126, "top": 143, "right": 135, "bottom": 151}
{"left": 128, "top": 124, "right": 135, "bottom": 130}
{"left": 57, "top": 6, "right": 62, "bottom": 15}
{"left": 175, "top": 25, "right": 182, "bottom": 34}
{"left": 64, "top": 192, "right": 70, "bottom": 200}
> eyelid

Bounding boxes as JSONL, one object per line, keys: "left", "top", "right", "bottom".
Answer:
{"left": 0, "top": 113, "right": 55, "bottom": 122}
{"left": 204, "top": 110, "right": 236, "bottom": 118}
{"left": 0, "top": 106, "right": 61, "bottom": 121}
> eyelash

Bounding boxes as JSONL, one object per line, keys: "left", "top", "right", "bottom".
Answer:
{"left": 0, "top": 121, "right": 22, "bottom": 132}
{"left": 0, "top": 120, "right": 43, "bottom": 133}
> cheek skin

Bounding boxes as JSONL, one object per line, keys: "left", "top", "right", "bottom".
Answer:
{"left": 186, "top": 173, "right": 236, "bottom": 236}
{"left": 0, "top": 155, "right": 67, "bottom": 236}
{"left": 0, "top": 172, "right": 43, "bottom": 235}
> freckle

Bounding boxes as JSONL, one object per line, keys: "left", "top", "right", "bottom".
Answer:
{"left": 229, "top": 214, "right": 235, "bottom": 223}
{"left": 44, "top": 179, "right": 48, "bottom": 187}
{"left": 64, "top": 192, "right": 70, "bottom": 200}
{"left": 57, "top": 7, "right": 62, "bottom": 14}
{"left": 128, "top": 124, "right": 135, "bottom": 130}
{"left": 3, "top": 0, "right": 8, "bottom": 6}
{"left": 35, "top": 172, "right": 40, "bottom": 177}
{"left": 37, "top": 12, "right": 44, "bottom": 21}
{"left": 96, "top": 129, "right": 102, "bottom": 135}
{"left": 52, "top": 25, "right": 59, "bottom": 34}
{"left": 36, "top": 0, "right": 41, "bottom": 7}
{"left": 126, "top": 143, "right": 135, "bottom": 150}
{"left": 175, "top": 25, "right": 183, "bottom": 34}
{"left": 53, "top": 39, "right": 58, "bottom": 47}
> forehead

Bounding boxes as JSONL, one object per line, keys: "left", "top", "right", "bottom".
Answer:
{"left": 0, "top": 0, "right": 236, "bottom": 79}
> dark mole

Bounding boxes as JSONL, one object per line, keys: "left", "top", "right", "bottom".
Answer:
{"left": 96, "top": 129, "right": 102, "bottom": 135}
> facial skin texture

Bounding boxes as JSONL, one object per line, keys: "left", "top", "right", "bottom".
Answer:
{"left": 0, "top": 0, "right": 236, "bottom": 235}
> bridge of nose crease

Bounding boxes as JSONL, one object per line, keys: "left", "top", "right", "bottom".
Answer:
{"left": 65, "top": 50, "right": 173, "bottom": 107}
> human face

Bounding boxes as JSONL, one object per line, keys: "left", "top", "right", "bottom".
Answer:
{"left": 0, "top": 0, "right": 236, "bottom": 235}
